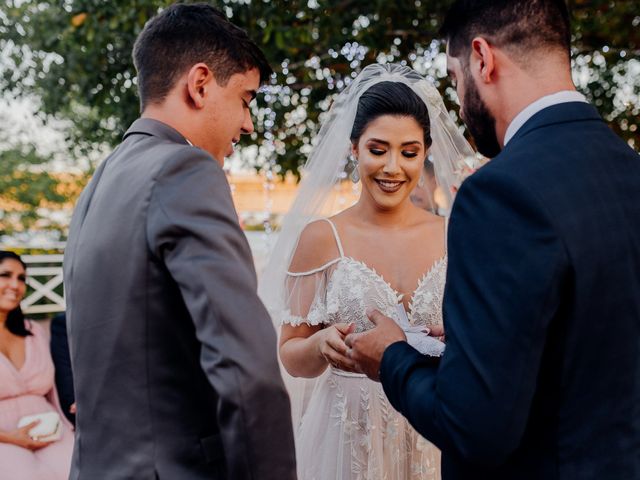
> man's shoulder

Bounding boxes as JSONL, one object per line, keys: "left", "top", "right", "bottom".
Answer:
{"left": 143, "top": 142, "right": 233, "bottom": 213}
{"left": 116, "top": 134, "right": 222, "bottom": 183}
{"left": 154, "top": 145, "right": 224, "bottom": 187}
{"left": 497, "top": 114, "right": 637, "bottom": 179}
{"left": 501, "top": 102, "right": 629, "bottom": 166}
{"left": 123, "top": 132, "right": 213, "bottom": 164}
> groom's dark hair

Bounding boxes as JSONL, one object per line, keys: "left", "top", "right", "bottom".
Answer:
{"left": 440, "top": 0, "right": 571, "bottom": 65}
{"left": 133, "top": 3, "right": 272, "bottom": 111}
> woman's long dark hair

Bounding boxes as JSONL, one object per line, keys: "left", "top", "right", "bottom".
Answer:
{"left": 0, "top": 251, "right": 31, "bottom": 337}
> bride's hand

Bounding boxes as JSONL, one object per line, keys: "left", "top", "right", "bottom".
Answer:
{"left": 317, "top": 323, "right": 358, "bottom": 371}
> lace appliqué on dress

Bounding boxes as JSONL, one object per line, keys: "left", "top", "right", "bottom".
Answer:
{"left": 408, "top": 256, "right": 447, "bottom": 328}
{"left": 283, "top": 254, "right": 447, "bottom": 334}
{"left": 280, "top": 307, "right": 329, "bottom": 327}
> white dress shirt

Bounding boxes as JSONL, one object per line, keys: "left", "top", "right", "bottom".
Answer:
{"left": 503, "top": 90, "right": 588, "bottom": 145}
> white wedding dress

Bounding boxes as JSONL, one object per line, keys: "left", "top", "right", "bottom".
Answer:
{"left": 282, "top": 218, "right": 446, "bottom": 480}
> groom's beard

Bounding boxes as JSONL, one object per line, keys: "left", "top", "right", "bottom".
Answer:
{"left": 462, "top": 73, "right": 502, "bottom": 158}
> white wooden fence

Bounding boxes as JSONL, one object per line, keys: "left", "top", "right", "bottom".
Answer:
{"left": 21, "top": 254, "right": 66, "bottom": 315}
{"left": 5, "top": 231, "right": 273, "bottom": 316}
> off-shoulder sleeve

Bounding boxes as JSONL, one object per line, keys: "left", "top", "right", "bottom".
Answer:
{"left": 280, "top": 258, "right": 341, "bottom": 327}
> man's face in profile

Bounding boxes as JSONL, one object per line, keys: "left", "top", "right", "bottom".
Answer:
{"left": 203, "top": 68, "right": 260, "bottom": 164}
{"left": 446, "top": 47, "right": 501, "bottom": 158}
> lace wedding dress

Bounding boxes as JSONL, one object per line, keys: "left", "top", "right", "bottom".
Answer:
{"left": 282, "top": 218, "right": 446, "bottom": 480}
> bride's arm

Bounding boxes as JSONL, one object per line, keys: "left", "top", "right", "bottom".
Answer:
{"left": 277, "top": 220, "right": 356, "bottom": 378}
{"left": 280, "top": 323, "right": 355, "bottom": 378}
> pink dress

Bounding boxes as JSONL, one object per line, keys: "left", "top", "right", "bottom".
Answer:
{"left": 0, "top": 321, "right": 74, "bottom": 480}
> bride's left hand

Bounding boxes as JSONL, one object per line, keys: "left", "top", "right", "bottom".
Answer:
{"left": 318, "top": 323, "right": 359, "bottom": 372}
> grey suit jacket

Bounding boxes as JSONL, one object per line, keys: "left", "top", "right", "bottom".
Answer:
{"left": 64, "top": 118, "right": 296, "bottom": 479}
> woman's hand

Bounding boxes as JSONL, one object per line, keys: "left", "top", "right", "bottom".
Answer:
{"left": 317, "top": 323, "right": 358, "bottom": 372}
{"left": 1, "top": 420, "right": 54, "bottom": 451}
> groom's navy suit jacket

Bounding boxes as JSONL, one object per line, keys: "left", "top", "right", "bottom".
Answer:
{"left": 381, "top": 102, "right": 640, "bottom": 479}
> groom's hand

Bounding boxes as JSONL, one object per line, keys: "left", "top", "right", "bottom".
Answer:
{"left": 345, "top": 309, "right": 406, "bottom": 381}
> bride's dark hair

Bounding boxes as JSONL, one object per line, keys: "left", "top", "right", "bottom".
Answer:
{"left": 350, "top": 81, "right": 432, "bottom": 148}
{"left": 0, "top": 251, "right": 31, "bottom": 337}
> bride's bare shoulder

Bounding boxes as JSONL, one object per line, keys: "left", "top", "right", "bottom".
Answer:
{"left": 289, "top": 219, "right": 341, "bottom": 273}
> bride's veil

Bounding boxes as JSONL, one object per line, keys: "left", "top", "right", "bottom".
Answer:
{"left": 258, "top": 63, "right": 478, "bottom": 429}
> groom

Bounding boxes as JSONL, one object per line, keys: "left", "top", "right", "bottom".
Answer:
{"left": 347, "top": 0, "right": 640, "bottom": 478}
{"left": 64, "top": 4, "right": 296, "bottom": 479}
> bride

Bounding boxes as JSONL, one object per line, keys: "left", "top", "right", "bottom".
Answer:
{"left": 260, "top": 64, "right": 476, "bottom": 480}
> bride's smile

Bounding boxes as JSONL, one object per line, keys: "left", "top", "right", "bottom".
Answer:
{"left": 353, "top": 114, "right": 426, "bottom": 209}
{"left": 374, "top": 178, "right": 406, "bottom": 193}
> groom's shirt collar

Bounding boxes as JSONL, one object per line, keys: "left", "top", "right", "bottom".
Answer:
{"left": 504, "top": 90, "right": 587, "bottom": 146}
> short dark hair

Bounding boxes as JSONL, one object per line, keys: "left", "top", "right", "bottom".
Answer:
{"left": 350, "top": 81, "right": 432, "bottom": 148}
{"left": 441, "top": 0, "right": 571, "bottom": 64}
{"left": 0, "top": 250, "right": 31, "bottom": 337}
{"left": 133, "top": 3, "right": 273, "bottom": 111}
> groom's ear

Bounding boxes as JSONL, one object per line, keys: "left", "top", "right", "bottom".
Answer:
{"left": 186, "top": 63, "right": 214, "bottom": 110}
{"left": 470, "top": 37, "right": 496, "bottom": 85}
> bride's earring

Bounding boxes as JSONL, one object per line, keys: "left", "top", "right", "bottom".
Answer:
{"left": 350, "top": 167, "right": 360, "bottom": 184}
{"left": 349, "top": 154, "right": 360, "bottom": 183}
{"left": 418, "top": 175, "right": 425, "bottom": 188}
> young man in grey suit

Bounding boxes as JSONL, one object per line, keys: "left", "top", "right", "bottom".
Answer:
{"left": 346, "top": 0, "right": 640, "bottom": 478}
{"left": 63, "top": 4, "right": 296, "bottom": 479}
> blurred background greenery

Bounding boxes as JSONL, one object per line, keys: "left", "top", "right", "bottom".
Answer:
{"left": 1, "top": 0, "right": 638, "bottom": 239}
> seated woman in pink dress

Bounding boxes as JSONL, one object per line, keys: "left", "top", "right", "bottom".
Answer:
{"left": 0, "top": 251, "right": 74, "bottom": 480}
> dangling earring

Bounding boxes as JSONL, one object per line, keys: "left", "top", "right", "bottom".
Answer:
{"left": 418, "top": 175, "right": 425, "bottom": 188}
{"left": 349, "top": 154, "right": 360, "bottom": 183}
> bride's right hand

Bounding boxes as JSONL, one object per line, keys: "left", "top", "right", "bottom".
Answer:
{"left": 317, "top": 323, "right": 358, "bottom": 372}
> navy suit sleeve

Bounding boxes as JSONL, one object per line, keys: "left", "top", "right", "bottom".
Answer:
{"left": 380, "top": 166, "right": 568, "bottom": 466}
{"left": 50, "top": 313, "right": 75, "bottom": 424}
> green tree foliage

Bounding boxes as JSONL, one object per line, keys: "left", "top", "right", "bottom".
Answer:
{"left": 0, "top": 145, "right": 72, "bottom": 235}
{"left": 1, "top": 0, "right": 638, "bottom": 178}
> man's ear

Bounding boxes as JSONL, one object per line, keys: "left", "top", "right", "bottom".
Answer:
{"left": 470, "top": 37, "right": 496, "bottom": 84}
{"left": 186, "top": 63, "right": 213, "bottom": 109}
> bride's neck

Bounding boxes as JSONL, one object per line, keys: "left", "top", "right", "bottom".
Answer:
{"left": 352, "top": 197, "right": 414, "bottom": 228}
